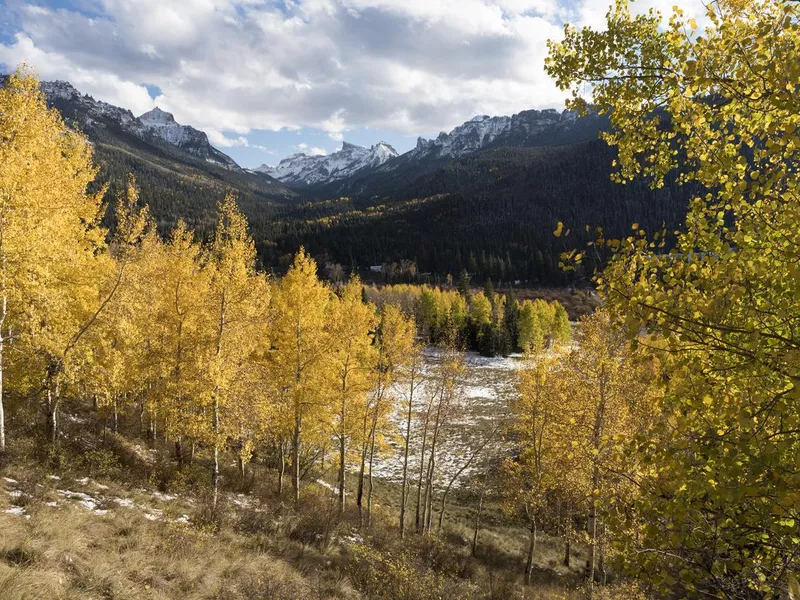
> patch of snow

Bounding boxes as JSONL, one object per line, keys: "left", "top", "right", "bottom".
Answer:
{"left": 47, "top": 475, "right": 61, "bottom": 481}
{"left": 2, "top": 476, "right": 18, "bottom": 484}
{"left": 7, "top": 490, "right": 23, "bottom": 499}
{"left": 341, "top": 533, "right": 363, "bottom": 545}
{"left": 4, "top": 506, "right": 28, "bottom": 518}
{"left": 315, "top": 479, "right": 344, "bottom": 496}
{"left": 151, "top": 491, "right": 177, "bottom": 502}
{"left": 57, "top": 489, "right": 101, "bottom": 511}
{"left": 63, "top": 414, "right": 88, "bottom": 424}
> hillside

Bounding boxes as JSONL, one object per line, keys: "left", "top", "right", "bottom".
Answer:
{"left": 263, "top": 142, "right": 691, "bottom": 284}
{"left": 33, "top": 80, "right": 298, "bottom": 243}
{"left": 25, "top": 77, "right": 688, "bottom": 282}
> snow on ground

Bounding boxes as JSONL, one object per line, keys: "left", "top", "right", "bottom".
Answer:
{"left": 365, "top": 350, "right": 523, "bottom": 489}
{"left": 4, "top": 506, "right": 28, "bottom": 518}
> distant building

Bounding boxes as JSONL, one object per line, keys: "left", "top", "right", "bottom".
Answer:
{"left": 369, "top": 265, "right": 383, "bottom": 273}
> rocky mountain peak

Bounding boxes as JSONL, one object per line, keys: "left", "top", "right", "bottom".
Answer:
{"left": 139, "top": 107, "right": 175, "bottom": 124}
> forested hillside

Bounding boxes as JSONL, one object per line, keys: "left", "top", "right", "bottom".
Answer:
{"left": 264, "top": 143, "right": 691, "bottom": 283}
{"left": 32, "top": 79, "right": 689, "bottom": 285}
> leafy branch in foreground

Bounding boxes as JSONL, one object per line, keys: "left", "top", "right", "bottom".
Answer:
{"left": 547, "top": 0, "right": 800, "bottom": 596}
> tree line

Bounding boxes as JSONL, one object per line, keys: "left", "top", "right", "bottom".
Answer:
{"left": 364, "top": 282, "right": 571, "bottom": 356}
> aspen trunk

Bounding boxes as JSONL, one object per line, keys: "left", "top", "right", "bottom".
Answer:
{"left": 563, "top": 511, "right": 571, "bottom": 568}
{"left": 472, "top": 487, "right": 484, "bottom": 557}
{"left": 366, "top": 424, "right": 378, "bottom": 526}
{"left": 113, "top": 396, "right": 118, "bottom": 434}
{"left": 278, "top": 441, "right": 285, "bottom": 495}
{"left": 360, "top": 351, "right": 384, "bottom": 526}
{"left": 338, "top": 375, "right": 347, "bottom": 512}
{"left": 212, "top": 397, "right": 220, "bottom": 508}
{"left": 587, "top": 392, "right": 605, "bottom": 591}
{"left": 0, "top": 278, "right": 6, "bottom": 453}
{"left": 356, "top": 437, "right": 367, "bottom": 523}
{"left": 292, "top": 415, "right": 301, "bottom": 503}
{"left": 212, "top": 293, "right": 225, "bottom": 508}
{"left": 338, "top": 431, "right": 346, "bottom": 512}
{"left": 45, "top": 369, "right": 61, "bottom": 445}
{"left": 414, "top": 398, "right": 434, "bottom": 533}
{"left": 525, "top": 517, "right": 537, "bottom": 585}
{"left": 399, "top": 368, "right": 416, "bottom": 538}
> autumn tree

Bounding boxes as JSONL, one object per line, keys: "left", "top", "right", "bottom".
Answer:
{"left": 398, "top": 337, "right": 423, "bottom": 538}
{"left": 547, "top": 0, "right": 800, "bottom": 595}
{"left": 0, "top": 67, "right": 127, "bottom": 444}
{"left": 269, "top": 248, "right": 333, "bottom": 503}
{"left": 157, "top": 223, "right": 210, "bottom": 461}
{"left": 358, "top": 304, "right": 415, "bottom": 525}
{"left": 203, "top": 195, "right": 269, "bottom": 505}
{"left": 329, "top": 277, "right": 377, "bottom": 511}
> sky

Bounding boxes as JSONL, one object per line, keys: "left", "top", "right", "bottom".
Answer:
{"left": 0, "top": 0, "right": 710, "bottom": 169}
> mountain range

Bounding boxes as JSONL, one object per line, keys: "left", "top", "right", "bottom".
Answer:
{"left": 4, "top": 77, "right": 689, "bottom": 284}
{"left": 255, "top": 141, "right": 399, "bottom": 186}
{"left": 34, "top": 79, "right": 608, "bottom": 197}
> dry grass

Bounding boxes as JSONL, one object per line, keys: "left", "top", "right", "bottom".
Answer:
{"left": 0, "top": 412, "right": 645, "bottom": 600}
{"left": 0, "top": 499, "right": 346, "bottom": 600}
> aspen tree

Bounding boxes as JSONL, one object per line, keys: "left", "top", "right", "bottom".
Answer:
{"left": 329, "top": 277, "right": 377, "bottom": 511}
{"left": 399, "top": 338, "right": 422, "bottom": 538}
{"left": 269, "top": 248, "right": 332, "bottom": 502}
{"left": 204, "top": 194, "right": 267, "bottom": 505}
{"left": 358, "top": 304, "right": 414, "bottom": 525}
{"left": 159, "top": 223, "right": 209, "bottom": 459}
{"left": 0, "top": 68, "right": 122, "bottom": 444}
{"left": 547, "top": 0, "right": 800, "bottom": 593}
{"left": 506, "top": 351, "right": 580, "bottom": 584}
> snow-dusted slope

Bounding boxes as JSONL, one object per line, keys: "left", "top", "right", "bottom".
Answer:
{"left": 263, "top": 108, "right": 598, "bottom": 189}
{"left": 135, "top": 107, "right": 239, "bottom": 170}
{"left": 37, "top": 81, "right": 240, "bottom": 171}
{"left": 257, "top": 141, "right": 398, "bottom": 186}
{"left": 41, "top": 80, "right": 138, "bottom": 129}
{"left": 406, "top": 109, "right": 577, "bottom": 163}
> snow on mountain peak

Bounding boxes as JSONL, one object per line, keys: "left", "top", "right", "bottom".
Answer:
{"left": 41, "top": 80, "right": 80, "bottom": 101}
{"left": 259, "top": 139, "right": 398, "bottom": 186}
{"left": 139, "top": 107, "right": 175, "bottom": 125}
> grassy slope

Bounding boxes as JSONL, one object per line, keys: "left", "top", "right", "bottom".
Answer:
{"left": 0, "top": 400, "right": 640, "bottom": 600}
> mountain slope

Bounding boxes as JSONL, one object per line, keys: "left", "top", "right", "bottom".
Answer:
{"left": 29, "top": 79, "right": 298, "bottom": 242}
{"left": 301, "top": 109, "right": 607, "bottom": 198}
{"left": 257, "top": 141, "right": 399, "bottom": 186}
{"left": 262, "top": 141, "right": 691, "bottom": 284}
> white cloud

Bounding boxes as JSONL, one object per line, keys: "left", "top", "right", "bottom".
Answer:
{"left": 298, "top": 143, "right": 328, "bottom": 156}
{"left": 206, "top": 129, "right": 272, "bottom": 152}
{"left": 0, "top": 0, "right": 704, "bottom": 141}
